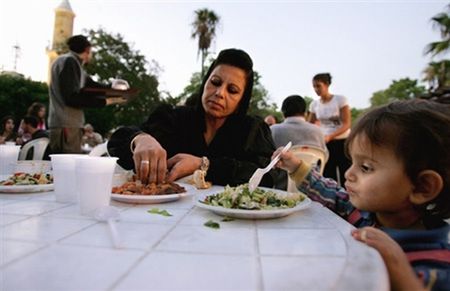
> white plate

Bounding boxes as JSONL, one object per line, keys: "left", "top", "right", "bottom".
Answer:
{"left": 196, "top": 187, "right": 311, "bottom": 219}
{"left": 0, "top": 183, "right": 54, "bottom": 193}
{"left": 110, "top": 182, "right": 195, "bottom": 204}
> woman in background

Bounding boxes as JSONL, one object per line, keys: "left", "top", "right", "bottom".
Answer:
{"left": 308, "top": 73, "right": 351, "bottom": 185}
{"left": 0, "top": 115, "right": 17, "bottom": 144}
{"left": 27, "top": 102, "right": 47, "bottom": 130}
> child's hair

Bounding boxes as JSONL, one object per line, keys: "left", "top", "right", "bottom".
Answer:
{"left": 346, "top": 99, "right": 450, "bottom": 219}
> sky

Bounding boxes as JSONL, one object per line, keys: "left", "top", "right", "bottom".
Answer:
{"left": 0, "top": 0, "right": 448, "bottom": 110}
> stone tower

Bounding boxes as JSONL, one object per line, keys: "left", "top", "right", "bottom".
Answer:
{"left": 46, "top": 0, "right": 75, "bottom": 83}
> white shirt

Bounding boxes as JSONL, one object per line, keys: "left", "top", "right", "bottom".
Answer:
{"left": 309, "top": 94, "right": 350, "bottom": 139}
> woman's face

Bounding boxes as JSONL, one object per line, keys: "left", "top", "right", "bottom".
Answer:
{"left": 38, "top": 107, "right": 46, "bottom": 119}
{"left": 4, "top": 119, "right": 14, "bottom": 132}
{"left": 201, "top": 64, "right": 246, "bottom": 119}
{"left": 312, "top": 80, "right": 329, "bottom": 97}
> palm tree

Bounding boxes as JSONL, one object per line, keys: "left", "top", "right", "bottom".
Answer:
{"left": 191, "top": 9, "right": 220, "bottom": 78}
{"left": 422, "top": 60, "right": 450, "bottom": 90}
{"left": 424, "top": 7, "right": 450, "bottom": 57}
{"left": 423, "top": 5, "right": 450, "bottom": 90}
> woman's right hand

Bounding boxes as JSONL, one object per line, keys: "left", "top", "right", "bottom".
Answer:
{"left": 272, "top": 148, "right": 302, "bottom": 174}
{"left": 132, "top": 133, "right": 167, "bottom": 184}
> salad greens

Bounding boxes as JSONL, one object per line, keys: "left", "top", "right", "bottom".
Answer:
{"left": 204, "top": 220, "right": 220, "bottom": 229}
{"left": 201, "top": 184, "right": 305, "bottom": 210}
{"left": 147, "top": 208, "right": 172, "bottom": 217}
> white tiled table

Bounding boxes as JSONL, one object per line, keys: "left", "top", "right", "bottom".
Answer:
{"left": 0, "top": 185, "right": 389, "bottom": 291}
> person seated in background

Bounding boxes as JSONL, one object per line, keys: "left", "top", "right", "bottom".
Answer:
{"left": 108, "top": 48, "right": 285, "bottom": 187}
{"left": 82, "top": 123, "right": 103, "bottom": 148}
{"left": 20, "top": 115, "right": 50, "bottom": 160}
{"left": 27, "top": 102, "right": 47, "bottom": 130}
{"left": 264, "top": 114, "right": 277, "bottom": 126}
{"left": 274, "top": 99, "right": 450, "bottom": 291}
{"left": 270, "top": 95, "right": 327, "bottom": 152}
{"left": 0, "top": 115, "right": 18, "bottom": 144}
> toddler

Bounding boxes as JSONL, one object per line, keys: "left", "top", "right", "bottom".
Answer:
{"left": 274, "top": 99, "right": 450, "bottom": 290}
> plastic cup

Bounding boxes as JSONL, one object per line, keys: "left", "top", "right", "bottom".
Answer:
{"left": 50, "top": 154, "right": 84, "bottom": 203}
{"left": 0, "top": 145, "right": 21, "bottom": 176}
{"left": 75, "top": 156, "right": 118, "bottom": 216}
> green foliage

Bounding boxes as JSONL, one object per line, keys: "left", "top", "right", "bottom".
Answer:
{"left": 0, "top": 74, "right": 49, "bottom": 123}
{"left": 351, "top": 107, "right": 366, "bottom": 124}
{"left": 369, "top": 78, "right": 426, "bottom": 107}
{"left": 423, "top": 5, "right": 450, "bottom": 90}
{"left": 248, "top": 72, "right": 279, "bottom": 118}
{"left": 83, "top": 28, "right": 161, "bottom": 135}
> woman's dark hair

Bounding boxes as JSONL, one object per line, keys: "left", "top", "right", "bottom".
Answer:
{"left": 313, "top": 73, "right": 332, "bottom": 85}
{"left": 281, "top": 95, "right": 306, "bottom": 117}
{"left": 1, "top": 115, "right": 14, "bottom": 130}
{"left": 195, "top": 48, "right": 254, "bottom": 117}
{"left": 346, "top": 99, "right": 450, "bottom": 219}
{"left": 27, "top": 102, "right": 45, "bottom": 121}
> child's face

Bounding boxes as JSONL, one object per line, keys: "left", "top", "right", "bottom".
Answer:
{"left": 344, "top": 135, "right": 415, "bottom": 214}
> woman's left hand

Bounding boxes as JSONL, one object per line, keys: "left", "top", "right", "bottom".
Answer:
{"left": 166, "top": 154, "right": 202, "bottom": 182}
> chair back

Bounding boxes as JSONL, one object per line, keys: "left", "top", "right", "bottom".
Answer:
{"left": 18, "top": 137, "right": 49, "bottom": 160}
{"left": 88, "top": 142, "right": 108, "bottom": 157}
{"left": 290, "top": 145, "right": 328, "bottom": 174}
{"left": 287, "top": 145, "right": 328, "bottom": 193}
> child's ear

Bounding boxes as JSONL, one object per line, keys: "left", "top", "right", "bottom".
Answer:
{"left": 410, "top": 170, "right": 443, "bottom": 205}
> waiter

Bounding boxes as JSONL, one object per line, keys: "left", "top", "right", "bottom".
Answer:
{"left": 48, "top": 34, "right": 128, "bottom": 154}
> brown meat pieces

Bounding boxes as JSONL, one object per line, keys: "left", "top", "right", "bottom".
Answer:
{"left": 112, "top": 181, "right": 186, "bottom": 196}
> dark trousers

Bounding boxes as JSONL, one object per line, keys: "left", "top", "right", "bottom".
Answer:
{"left": 323, "top": 139, "right": 351, "bottom": 186}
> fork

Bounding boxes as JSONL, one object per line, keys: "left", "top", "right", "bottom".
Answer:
{"left": 248, "top": 141, "right": 292, "bottom": 192}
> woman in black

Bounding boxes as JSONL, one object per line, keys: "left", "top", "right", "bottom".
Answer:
{"left": 108, "top": 48, "right": 282, "bottom": 187}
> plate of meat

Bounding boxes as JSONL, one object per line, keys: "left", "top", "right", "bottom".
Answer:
{"left": 111, "top": 181, "right": 194, "bottom": 204}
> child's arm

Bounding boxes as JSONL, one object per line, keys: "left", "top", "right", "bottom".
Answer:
{"left": 352, "top": 227, "right": 426, "bottom": 291}
{"left": 275, "top": 149, "right": 354, "bottom": 218}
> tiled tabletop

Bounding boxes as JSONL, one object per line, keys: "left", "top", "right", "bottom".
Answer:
{"left": 0, "top": 185, "right": 389, "bottom": 291}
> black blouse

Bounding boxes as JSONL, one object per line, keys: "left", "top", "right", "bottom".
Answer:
{"left": 108, "top": 104, "right": 286, "bottom": 188}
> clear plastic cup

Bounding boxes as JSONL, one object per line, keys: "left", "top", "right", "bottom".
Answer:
{"left": 50, "top": 154, "right": 85, "bottom": 203}
{"left": 75, "top": 156, "right": 118, "bottom": 216}
{"left": 0, "top": 145, "right": 21, "bottom": 176}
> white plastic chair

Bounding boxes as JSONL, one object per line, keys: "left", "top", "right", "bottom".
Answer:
{"left": 287, "top": 145, "right": 329, "bottom": 193}
{"left": 88, "top": 142, "right": 108, "bottom": 157}
{"left": 18, "top": 137, "right": 49, "bottom": 160}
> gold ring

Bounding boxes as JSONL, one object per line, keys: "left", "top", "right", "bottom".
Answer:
{"left": 141, "top": 160, "right": 150, "bottom": 165}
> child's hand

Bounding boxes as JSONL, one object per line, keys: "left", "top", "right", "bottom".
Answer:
{"left": 272, "top": 148, "right": 301, "bottom": 174}
{"left": 352, "top": 227, "right": 425, "bottom": 291}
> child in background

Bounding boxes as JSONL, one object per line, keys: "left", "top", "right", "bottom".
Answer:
{"left": 274, "top": 99, "right": 449, "bottom": 290}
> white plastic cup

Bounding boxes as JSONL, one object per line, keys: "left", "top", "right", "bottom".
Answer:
{"left": 50, "top": 154, "right": 84, "bottom": 203}
{"left": 0, "top": 145, "right": 21, "bottom": 176}
{"left": 75, "top": 156, "right": 118, "bottom": 216}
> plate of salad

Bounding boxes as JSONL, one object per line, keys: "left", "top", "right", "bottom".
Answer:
{"left": 196, "top": 184, "right": 311, "bottom": 219}
{"left": 0, "top": 172, "right": 54, "bottom": 193}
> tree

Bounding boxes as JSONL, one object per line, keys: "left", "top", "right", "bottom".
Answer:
{"left": 191, "top": 9, "right": 220, "bottom": 78}
{"left": 0, "top": 74, "right": 48, "bottom": 124}
{"left": 424, "top": 6, "right": 450, "bottom": 57}
{"left": 83, "top": 28, "right": 161, "bottom": 135}
{"left": 423, "top": 60, "right": 450, "bottom": 90}
{"left": 369, "top": 78, "right": 426, "bottom": 107}
{"left": 423, "top": 5, "right": 450, "bottom": 90}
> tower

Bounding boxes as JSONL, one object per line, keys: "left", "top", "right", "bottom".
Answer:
{"left": 46, "top": 0, "right": 75, "bottom": 83}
